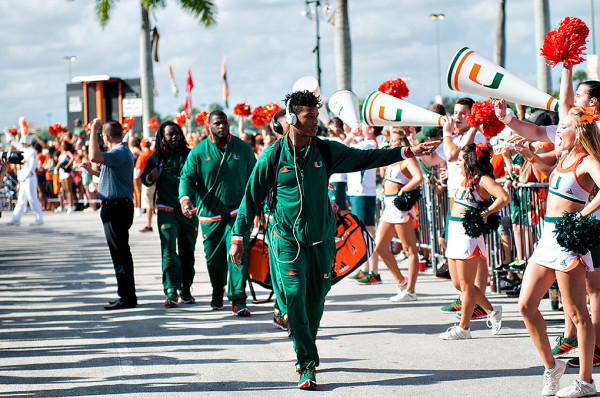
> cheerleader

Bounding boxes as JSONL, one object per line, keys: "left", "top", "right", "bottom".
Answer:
{"left": 374, "top": 129, "right": 423, "bottom": 302}
{"left": 519, "top": 107, "right": 600, "bottom": 397}
{"left": 439, "top": 143, "right": 509, "bottom": 340}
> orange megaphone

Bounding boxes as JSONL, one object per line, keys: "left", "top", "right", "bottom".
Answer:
{"left": 361, "top": 91, "right": 447, "bottom": 127}
{"left": 447, "top": 47, "right": 559, "bottom": 112}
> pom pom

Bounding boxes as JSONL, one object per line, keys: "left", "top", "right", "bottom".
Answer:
{"left": 147, "top": 116, "right": 159, "bottom": 131}
{"left": 122, "top": 116, "right": 135, "bottom": 132}
{"left": 553, "top": 211, "right": 600, "bottom": 254}
{"left": 264, "top": 102, "right": 283, "bottom": 119}
{"left": 48, "top": 125, "right": 56, "bottom": 137}
{"left": 174, "top": 111, "right": 190, "bottom": 127}
{"left": 378, "top": 78, "right": 409, "bottom": 99}
{"left": 8, "top": 127, "right": 18, "bottom": 136}
{"left": 540, "top": 17, "right": 589, "bottom": 67}
{"left": 467, "top": 100, "right": 505, "bottom": 140}
{"left": 195, "top": 111, "right": 209, "bottom": 128}
{"left": 48, "top": 123, "right": 63, "bottom": 137}
{"left": 251, "top": 106, "right": 266, "bottom": 128}
{"left": 392, "top": 187, "right": 422, "bottom": 211}
{"left": 461, "top": 200, "right": 502, "bottom": 238}
{"left": 233, "top": 103, "right": 251, "bottom": 117}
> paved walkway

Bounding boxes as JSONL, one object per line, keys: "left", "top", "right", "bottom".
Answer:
{"left": 0, "top": 210, "right": 579, "bottom": 397}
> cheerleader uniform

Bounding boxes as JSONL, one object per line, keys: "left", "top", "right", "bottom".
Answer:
{"left": 529, "top": 154, "right": 593, "bottom": 272}
{"left": 445, "top": 183, "right": 487, "bottom": 260}
{"left": 380, "top": 163, "right": 417, "bottom": 224}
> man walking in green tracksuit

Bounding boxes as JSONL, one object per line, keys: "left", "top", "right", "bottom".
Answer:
{"left": 229, "top": 91, "right": 438, "bottom": 389}
{"left": 142, "top": 121, "right": 198, "bottom": 307}
{"left": 179, "top": 110, "right": 256, "bottom": 316}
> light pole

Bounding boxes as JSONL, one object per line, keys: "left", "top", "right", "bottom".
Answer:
{"left": 63, "top": 56, "right": 76, "bottom": 82}
{"left": 430, "top": 13, "right": 444, "bottom": 104}
{"left": 302, "top": 0, "right": 332, "bottom": 88}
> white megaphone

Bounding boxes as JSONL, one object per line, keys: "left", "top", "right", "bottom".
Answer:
{"left": 361, "top": 91, "right": 447, "bottom": 127}
{"left": 328, "top": 89, "right": 361, "bottom": 130}
{"left": 447, "top": 47, "right": 559, "bottom": 112}
{"left": 292, "top": 76, "right": 331, "bottom": 124}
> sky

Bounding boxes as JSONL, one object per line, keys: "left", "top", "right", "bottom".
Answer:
{"left": 0, "top": 0, "right": 597, "bottom": 131}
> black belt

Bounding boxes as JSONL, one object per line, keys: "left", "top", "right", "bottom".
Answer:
{"left": 101, "top": 198, "right": 133, "bottom": 206}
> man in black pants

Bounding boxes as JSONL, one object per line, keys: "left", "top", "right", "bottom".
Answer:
{"left": 88, "top": 118, "right": 137, "bottom": 310}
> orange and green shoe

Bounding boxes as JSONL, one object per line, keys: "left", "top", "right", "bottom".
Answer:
{"left": 552, "top": 334, "right": 578, "bottom": 357}
{"left": 298, "top": 367, "right": 317, "bottom": 390}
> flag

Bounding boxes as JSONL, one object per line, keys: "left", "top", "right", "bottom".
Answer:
{"left": 169, "top": 65, "right": 179, "bottom": 97}
{"left": 184, "top": 68, "right": 194, "bottom": 114}
{"left": 221, "top": 56, "right": 229, "bottom": 109}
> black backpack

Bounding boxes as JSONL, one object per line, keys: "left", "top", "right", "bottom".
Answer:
{"left": 265, "top": 137, "right": 333, "bottom": 212}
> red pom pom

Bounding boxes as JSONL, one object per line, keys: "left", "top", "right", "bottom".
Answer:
{"left": 466, "top": 100, "right": 505, "bottom": 140}
{"left": 540, "top": 17, "right": 589, "bottom": 67}
{"left": 251, "top": 106, "right": 266, "bottom": 128}
{"left": 147, "top": 116, "right": 159, "bottom": 131}
{"left": 378, "top": 78, "right": 409, "bottom": 99}
{"left": 123, "top": 116, "right": 135, "bottom": 132}
{"left": 174, "top": 111, "right": 190, "bottom": 127}
{"left": 48, "top": 125, "right": 56, "bottom": 137}
{"left": 194, "top": 111, "right": 209, "bottom": 127}
{"left": 8, "top": 127, "right": 18, "bottom": 136}
{"left": 264, "top": 102, "right": 283, "bottom": 120}
{"left": 233, "top": 103, "right": 251, "bottom": 117}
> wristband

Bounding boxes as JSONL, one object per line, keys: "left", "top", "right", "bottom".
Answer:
{"left": 401, "top": 147, "right": 414, "bottom": 159}
{"left": 501, "top": 113, "right": 513, "bottom": 124}
{"left": 443, "top": 132, "right": 452, "bottom": 138}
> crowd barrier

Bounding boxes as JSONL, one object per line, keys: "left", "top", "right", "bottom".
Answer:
{"left": 403, "top": 181, "right": 550, "bottom": 292}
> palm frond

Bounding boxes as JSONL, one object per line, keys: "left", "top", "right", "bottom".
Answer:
{"left": 177, "top": 0, "right": 217, "bottom": 27}
{"left": 95, "top": 0, "right": 117, "bottom": 29}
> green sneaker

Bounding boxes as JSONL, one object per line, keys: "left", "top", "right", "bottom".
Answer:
{"left": 567, "top": 346, "right": 600, "bottom": 367}
{"left": 164, "top": 288, "right": 179, "bottom": 308}
{"left": 552, "top": 334, "right": 578, "bottom": 357}
{"left": 356, "top": 272, "right": 382, "bottom": 285}
{"left": 298, "top": 367, "right": 317, "bottom": 389}
{"left": 440, "top": 297, "right": 462, "bottom": 313}
{"left": 348, "top": 270, "right": 366, "bottom": 280}
{"left": 179, "top": 290, "right": 196, "bottom": 304}
{"left": 508, "top": 259, "right": 527, "bottom": 273}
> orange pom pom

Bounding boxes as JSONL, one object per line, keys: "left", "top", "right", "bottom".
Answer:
{"left": 123, "top": 116, "right": 135, "bottom": 132}
{"left": 195, "top": 111, "right": 209, "bottom": 127}
{"left": 233, "top": 103, "right": 252, "bottom": 117}
{"left": 378, "top": 78, "right": 409, "bottom": 99}
{"left": 147, "top": 116, "right": 159, "bottom": 131}
{"left": 466, "top": 100, "right": 505, "bottom": 140}
{"left": 540, "top": 17, "right": 589, "bottom": 67}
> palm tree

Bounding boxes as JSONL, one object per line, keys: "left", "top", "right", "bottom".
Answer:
{"left": 94, "top": 0, "right": 216, "bottom": 137}
{"left": 333, "top": 0, "right": 351, "bottom": 90}
{"left": 494, "top": 0, "right": 506, "bottom": 67}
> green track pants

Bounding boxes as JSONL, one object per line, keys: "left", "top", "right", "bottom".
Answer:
{"left": 158, "top": 210, "right": 199, "bottom": 293}
{"left": 268, "top": 232, "right": 335, "bottom": 369}
{"left": 201, "top": 218, "right": 249, "bottom": 306}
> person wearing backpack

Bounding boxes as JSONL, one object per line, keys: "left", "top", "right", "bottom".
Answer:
{"left": 229, "top": 90, "right": 438, "bottom": 389}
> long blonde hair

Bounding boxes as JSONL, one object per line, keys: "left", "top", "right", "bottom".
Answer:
{"left": 569, "top": 107, "right": 600, "bottom": 199}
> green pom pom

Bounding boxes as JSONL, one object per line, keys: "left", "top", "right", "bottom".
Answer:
{"left": 462, "top": 207, "right": 485, "bottom": 238}
{"left": 553, "top": 211, "right": 600, "bottom": 254}
{"left": 392, "top": 187, "right": 422, "bottom": 211}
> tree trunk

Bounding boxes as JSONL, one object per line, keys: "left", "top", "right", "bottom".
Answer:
{"left": 334, "top": 0, "right": 351, "bottom": 90}
{"left": 494, "top": 0, "right": 506, "bottom": 67}
{"left": 534, "top": 0, "right": 552, "bottom": 94}
{"left": 140, "top": 2, "right": 154, "bottom": 138}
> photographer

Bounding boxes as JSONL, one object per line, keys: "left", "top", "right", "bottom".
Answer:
{"left": 6, "top": 135, "right": 44, "bottom": 226}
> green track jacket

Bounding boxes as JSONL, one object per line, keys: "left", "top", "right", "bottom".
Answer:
{"left": 232, "top": 137, "right": 413, "bottom": 246}
{"left": 141, "top": 151, "right": 187, "bottom": 212}
{"left": 179, "top": 135, "right": 256, "bottom": 221}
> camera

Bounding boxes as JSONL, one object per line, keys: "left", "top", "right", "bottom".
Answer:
{"left": 0, "top": 151, "right": 24, "bottom": 164}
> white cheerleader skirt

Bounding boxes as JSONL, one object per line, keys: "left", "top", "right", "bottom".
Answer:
{"left": 445, "top": 216, "right": 486, "bottom": 260}
{"left": 529, "top": 217, "right": 593, "bottom": 273}
{"left": 380, "top": 195, "right": 417, "bottom": 224}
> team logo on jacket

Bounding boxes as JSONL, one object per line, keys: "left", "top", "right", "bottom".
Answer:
{"left": 324, "top": 273, "right": 330, "bottom": 279}
{"left": 205, "top": 156, "right": 211, "bottom": 161}
{"left": 233, "top": 154, "right": 240, "bottom": 160}
{"left": 314, "top": 161, "right": 323, "bottom": 168}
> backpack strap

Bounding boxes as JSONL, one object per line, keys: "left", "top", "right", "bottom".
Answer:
{"left": 314, "top": 137, "right": 333, "bottom": 178}
{"left": 266, "top": 139, "right": 283, "bottom": 211}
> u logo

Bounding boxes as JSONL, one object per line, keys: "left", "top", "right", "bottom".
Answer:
{"left": 468, "top": 63, "right": 504, "bottom": 90}
{"left": 550, "top": 176, "right": 562, "bottom": 190}
{"left": 378, "top": 106, "right": 402, "bottom": 122}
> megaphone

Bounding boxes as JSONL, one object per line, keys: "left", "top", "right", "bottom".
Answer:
{"left": 361, "top": 91, "right": 447, "bottom": 127}
{"left": 292, "top": 76, "right": 331, "bottom": 124}
{"left": 328, "top": 89, "right": 361, "bottom": 129}
{"left": 447, "top": 47, "right": 559, "bottom": 112}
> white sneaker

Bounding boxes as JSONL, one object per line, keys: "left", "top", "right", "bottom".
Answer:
{"left": 556, "top": 378, "right": 597, "bottom": 397}
{"left": 30, "top": 220, "right": 44, "bottom": 226}
{"left": 66, "top": 206, "right": 73, "bottom": 214}
{"left": 486, "top": 305, "right": 503, "bottom": 335}
{"left": 390, "top": 290, "right": 417, "bottom": 302}
{"left": 135, "top": 208, "right": 143, "bottom": 217}
{"left": 439, "top": 325, "right": 471, "bottom": 340}
{"left": 542, "top": 359, "right": 567, "bottom": 396}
